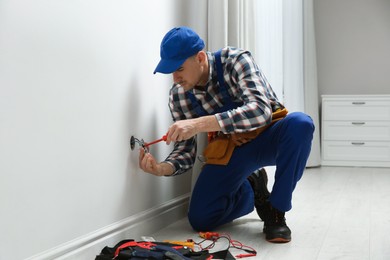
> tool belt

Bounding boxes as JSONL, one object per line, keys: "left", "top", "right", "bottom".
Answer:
{"left": 203, "top": 108, "right": 288, "bottom": 165}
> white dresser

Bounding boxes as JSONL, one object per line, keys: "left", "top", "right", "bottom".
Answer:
{"left": 321, "top": 95, "right": 390, "bottom": 167}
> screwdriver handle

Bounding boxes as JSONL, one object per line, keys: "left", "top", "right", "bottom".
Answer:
{"left": 144, "top": 134, "right": 168, "bottom": 147}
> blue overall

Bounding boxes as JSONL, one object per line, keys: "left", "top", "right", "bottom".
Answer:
{"left": 186, "top": 51, "right": 314, "bottom": 232}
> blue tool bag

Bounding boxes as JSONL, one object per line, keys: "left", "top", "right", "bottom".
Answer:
{"left": 95, "top": 239, "right": 235, "bottom": 260}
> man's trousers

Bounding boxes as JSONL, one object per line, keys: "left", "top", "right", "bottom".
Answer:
{"left": 188, "top": 112, "right": 315, "bottom": 231}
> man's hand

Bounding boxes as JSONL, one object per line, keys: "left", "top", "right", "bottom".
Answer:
{"left": 138, "top": 148, "right": 174, "bottom": 176}
{"left": 166, "top": 115, "right": 221, "bottom": 144}
{"left": 166, "top": 119, "right": 198, "bottom": 144}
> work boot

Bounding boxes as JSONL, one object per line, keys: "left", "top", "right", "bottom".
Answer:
{"left": 263, "top": 202, "right": 291, "bottom": 243}
{"left": 247, "top": 168, "right": 270, "bottom": 221}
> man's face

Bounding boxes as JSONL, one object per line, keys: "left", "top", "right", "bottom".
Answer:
{"left": 172, "top": 54, "right": 204, "bottom": 91}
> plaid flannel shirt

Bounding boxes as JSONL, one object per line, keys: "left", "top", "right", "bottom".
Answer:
{"left": 164, "top": 47, "right": 283, "bottom": 175}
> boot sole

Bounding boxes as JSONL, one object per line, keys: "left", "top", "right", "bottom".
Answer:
{"left": 264, "top": 228, "right": 291, "bottom": 243}
{"left": 266, "top": 237, "right": 291, "bottom": 243}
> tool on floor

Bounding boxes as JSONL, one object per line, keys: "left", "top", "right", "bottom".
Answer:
{"left": 198, "top": 232, "right": 257, "bottom": 259}
{"left": 163, "top": 240, "right": 195, "bottom": 249}
{"left": 199, "top": 232, "right": 221, "bottom": 240}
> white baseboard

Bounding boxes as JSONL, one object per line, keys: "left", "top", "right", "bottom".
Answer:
{"left": 26, "top": 193, "right": 190, "bottom": 260}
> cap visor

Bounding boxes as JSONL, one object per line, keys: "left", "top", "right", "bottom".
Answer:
{"left": 153, "top": 58, "right": 186, "bottom": 74}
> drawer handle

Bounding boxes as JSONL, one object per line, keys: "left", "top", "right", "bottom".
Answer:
{"left": 351, "top": 122, "right": 365, "bottom": 125}
{"left": 352, "top": 101, "right": 366, "bottom": 105}
{"left": 351, "top": 142, "right": 365, "bottom": 145}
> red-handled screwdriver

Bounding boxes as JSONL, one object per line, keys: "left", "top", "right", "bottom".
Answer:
{"left": 144, "top": 134, "right": 168, "bottom": 147}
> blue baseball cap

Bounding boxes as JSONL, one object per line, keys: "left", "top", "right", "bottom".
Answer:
{"left": 154, "top": 27, "right": 205, "bottom": 74}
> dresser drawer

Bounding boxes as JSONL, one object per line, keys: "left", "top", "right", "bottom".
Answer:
{"left": 322, "top": 141, "right": 390, "bottom": 162}
{"left": 323, "top": 121, "right": 390, "bottom": 141}
{"left": 321, "top": 95, "right": 390, "bottom": 167}
{"left": 322, "top": 100, "right": 390, "bottom": 121}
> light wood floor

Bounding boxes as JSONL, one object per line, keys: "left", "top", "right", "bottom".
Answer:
{"left": 151, "top": 166, "right": 390, "bottom": 260}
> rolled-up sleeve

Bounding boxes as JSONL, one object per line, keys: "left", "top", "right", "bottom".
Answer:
{"left": 163, "top": 87, "right": 197, "bottom": 176}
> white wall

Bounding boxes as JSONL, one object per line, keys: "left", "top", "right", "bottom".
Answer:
{"left": 0, "top": 1, "right": 206, "bottom": 259}
{"left": 314, "top": 0, "right": 390, "bottom": 96}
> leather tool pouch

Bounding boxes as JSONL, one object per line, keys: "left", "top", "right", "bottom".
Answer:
{"left": 203, "top": 135, "right": 236, "bottom": 165}
{"left": 203, "top": 108, "right": 288, "bottom": 165}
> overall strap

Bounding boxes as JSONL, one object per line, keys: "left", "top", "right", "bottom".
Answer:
{"left": 186, "top": 49, "right": 238, "bottom": 117}
{"left": 187, "top": 91, "right": 208, "bottom": 117}
{"left": 214, "top": 50, "right": 232, "bottom": 103}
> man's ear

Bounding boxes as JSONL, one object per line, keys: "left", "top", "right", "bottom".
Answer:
{"left": 196, "top": 51, "right": 207, "bottom": 64}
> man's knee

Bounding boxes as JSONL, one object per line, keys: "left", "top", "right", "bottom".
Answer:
{"left": 285, "top": 112, "right": 314, "bottom": 141}
{"left": 188, "top": 211, "right": 213, "bottom": 232}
